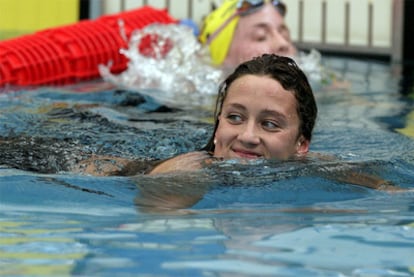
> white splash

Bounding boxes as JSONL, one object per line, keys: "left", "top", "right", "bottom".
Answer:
{"left": 99, "top": 23, "right": 223, "bottom": 108}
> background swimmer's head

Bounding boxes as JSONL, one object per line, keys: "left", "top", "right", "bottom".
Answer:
{"left": 203, "top": 54, "right": 317, "bottom": 153}
{"left": 199, "top": 0, "right": 287, "bottom": 66}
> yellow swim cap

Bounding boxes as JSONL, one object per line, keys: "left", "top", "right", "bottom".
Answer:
{"left": 199, "top": 0, "right": 240, "bottom": 66}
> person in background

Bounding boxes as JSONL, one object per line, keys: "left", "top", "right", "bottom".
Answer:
{"left": 198, "top": 0, "right": 296, "bottom": 71}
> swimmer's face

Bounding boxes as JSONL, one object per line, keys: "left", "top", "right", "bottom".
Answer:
{"left": 223, "top": 3, "right": 296, "bottom": 68}
{"left": 213, "top": 74, "right": 309, "bottom": 160}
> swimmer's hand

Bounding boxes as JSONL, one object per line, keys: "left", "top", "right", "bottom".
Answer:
{"left": 148, "top": 151, "right": 213, "bottom": 175}
{"left": 73, "top": 155, "right": 133, "bottom": 176}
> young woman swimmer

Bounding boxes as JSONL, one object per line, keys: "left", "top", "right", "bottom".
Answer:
{"left": 147, "top": 54, "right": 397, "bottom": 193}
{"left": 149, "top": 53, "right": 315, "bottom": 174}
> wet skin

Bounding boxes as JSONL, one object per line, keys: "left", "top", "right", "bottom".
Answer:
{"left": 213, "top": 74, "right": 309, "bottom": 160}
{"left": 223, "top": 3, "right": 296, "bottom": 68}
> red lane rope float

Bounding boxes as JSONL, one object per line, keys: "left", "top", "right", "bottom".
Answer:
{"left": 0, "top": 6, "right": 177, "bottom": 87}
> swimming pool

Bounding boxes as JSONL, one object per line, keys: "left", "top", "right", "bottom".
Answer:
{"left": 1, "top": 56, "right": 414, "bottom": 276}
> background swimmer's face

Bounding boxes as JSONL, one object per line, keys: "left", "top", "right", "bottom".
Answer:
{"left": 223, "top": 3, "right": 296, "bottom": 68}
{"left": 213, "top": 74, "right": 309, "bottom": 160}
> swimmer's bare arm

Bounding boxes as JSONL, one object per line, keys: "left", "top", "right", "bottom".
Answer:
{"left": 134, "top": 151, "right": 215, "bottom": 212}
{"left": 311, "top": 155, "right": 402, "bottom": 191}
{"left": 71, "top": 155, "right": 157, "bottom": 176}
{"left": 70, "top": 155, "right": 134, "bottom": 176}
{"left": 148, "top": 151, "right": 213, "bottom": 175}
{"left": 134, "top": 174, "right": 209, "bottom": 212}
{"left": 335, "top": 171, "right": 401, "bottom": 191}
{"left": 70, "top": 151, "right": 212, "bottom": 176}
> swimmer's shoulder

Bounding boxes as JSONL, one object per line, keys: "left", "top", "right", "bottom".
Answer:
{"left": 148, "top": 151, "right": 213, "bottom": 175}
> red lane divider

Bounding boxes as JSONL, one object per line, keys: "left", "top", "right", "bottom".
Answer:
{"left": 0, "top": 6, "right": 177, "bottom": 87}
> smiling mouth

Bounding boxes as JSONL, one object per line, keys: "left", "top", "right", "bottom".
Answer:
{"left": 232, "top": 149, "right": 261, "bottom": 159}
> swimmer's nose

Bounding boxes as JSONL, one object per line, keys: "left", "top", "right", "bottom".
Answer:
{"left": 237, "top": 122, "right": 260, "bottom": 145}
{"left": 271, "top": 31, "right": 292, "bottom": 56}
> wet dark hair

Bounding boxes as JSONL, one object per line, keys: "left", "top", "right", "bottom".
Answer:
{"left": 203, "top": 53, "right": 317, "bottom": 152}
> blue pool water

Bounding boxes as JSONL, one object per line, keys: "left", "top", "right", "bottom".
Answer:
{"left": 1, "top": 56, "right": 414, "bottom": 276}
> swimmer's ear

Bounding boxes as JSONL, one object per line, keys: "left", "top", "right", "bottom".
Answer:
{"left": 296, "top": 136, "right": 309, "bottom": 155}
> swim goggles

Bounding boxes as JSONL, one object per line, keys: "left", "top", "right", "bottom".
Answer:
{"left": 238, "top": 0, "right": 286, "bottom": 17}
{"left": 206, "top": 0, "right": 286, "bottom": 45}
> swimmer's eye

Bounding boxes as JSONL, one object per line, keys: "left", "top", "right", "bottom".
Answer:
{"left": 227, "top": 114, "right": 243, "bottom": 124}
{"left": 262, "top": 120, "right": 280, "bottom": 131}
{"left": 252, "top": 31, "right": 268, "bottom": 42}
{"left": 254, "top": 34, "right": 267, "bottom": 42}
